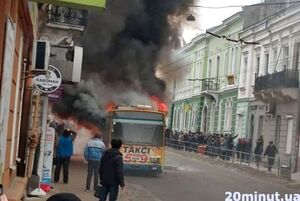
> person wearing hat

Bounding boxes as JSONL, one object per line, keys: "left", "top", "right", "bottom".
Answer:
{"left": 47, "top": 193, "right": 81, "bottom": 201}
{"left": 54, "top": 129, "right": 77, "bottom": 184}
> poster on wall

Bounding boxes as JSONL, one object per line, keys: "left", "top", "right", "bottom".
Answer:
{"left": 0, "top": 16, "right": 16, "bottom": 164}
{"left": 42, "top": 126, "right": 55, "bottom": 184}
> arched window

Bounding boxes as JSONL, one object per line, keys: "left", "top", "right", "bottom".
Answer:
{"left": 217, "top": 100, "right": 223, "bottom": 131}
{"left": 209, "top": 102, "right": 216, "bottom": 132}
{"left": 172, "top": 108, "right": 177, "bottom": 130}
{"left": 207, "top": 59, "right": 212, "bottom": 78}
{"left": 224, "top": 98, "right": 233, "bottom": 131}
{"left": 216, "top": 56, "right": 220, "bottom": 79}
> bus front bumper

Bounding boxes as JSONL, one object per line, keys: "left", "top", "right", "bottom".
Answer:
{"left": 124, "top": 164, "right": 163, "bottom": 173}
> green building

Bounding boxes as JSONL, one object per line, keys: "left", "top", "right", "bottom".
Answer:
{"left": 158, "top": 12, "right": 244, "bottom": 135}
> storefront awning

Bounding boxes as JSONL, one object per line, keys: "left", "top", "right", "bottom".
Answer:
{"left": 30, "top": 0, "right": 106, "bottom": 8}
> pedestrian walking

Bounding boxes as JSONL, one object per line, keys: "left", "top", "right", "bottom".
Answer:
{"left": 99, "top": 139, "right": 125, "bottom": 201}
{"left": 254, "top": 136, "right": 264, "bottom": 168}
{"left": 264, "top": 141, "right": 278, "bottom": 172}
{"left": 54, "top": 129, "right": 77, "bottom": 184}
{"left": 47, "top": 193, "right": 81, "bottom": 201}
{"left": 84, "top": 133, "right": 106, "bottom": 192}
{"left": 0, "top": 184, "right": 8, "bottom": 201}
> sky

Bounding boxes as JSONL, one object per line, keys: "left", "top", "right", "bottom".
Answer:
{"left": 183, "top": 0, "right": 263, "bottom": 43}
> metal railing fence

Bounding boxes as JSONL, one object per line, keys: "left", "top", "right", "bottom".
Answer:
{"left": 166, "top": 138, "right": 294, "bottom": 179}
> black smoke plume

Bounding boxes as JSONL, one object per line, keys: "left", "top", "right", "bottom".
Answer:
{"left": 52, "top": 0, "right": 194, "bottom": 125}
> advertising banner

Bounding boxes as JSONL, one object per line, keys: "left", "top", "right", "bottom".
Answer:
{"left": 42, "top": 126, "right": 56, "bottom": 184}
{"left": 122, "top": 145, "right": 159, "bottom": 164}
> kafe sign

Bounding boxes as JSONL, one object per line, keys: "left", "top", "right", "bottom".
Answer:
{"left": 34, "top": 65, "right": 62, "bottom": 93}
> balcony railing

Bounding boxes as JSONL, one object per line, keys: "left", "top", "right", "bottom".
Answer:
{"left": 202, "top": 78, "right": 219, "bottom": 91}
{"left": 47, "top": 5, "right": 88, "bottom": 31}
{"left": 254, "top": 69, "right": 299, "bottom": 92}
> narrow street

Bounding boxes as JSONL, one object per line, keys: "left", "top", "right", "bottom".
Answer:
{"left": 48, "top": 148, "right": 299, "bottom": 201}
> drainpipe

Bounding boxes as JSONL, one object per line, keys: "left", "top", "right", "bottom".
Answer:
{"left": 26, "top": 93, "right": 41, "bottom": 178}
{"left": 294, "top": 88, "right": 300, "bottom": 172}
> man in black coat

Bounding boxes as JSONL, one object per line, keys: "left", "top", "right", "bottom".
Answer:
{"left": 264, "top": 141, "right": 278, "bottom": 172}
{"left": 99, "top": 139, "right": 125, "bottom": 201}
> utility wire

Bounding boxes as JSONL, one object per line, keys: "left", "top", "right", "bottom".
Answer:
{"left": 206, "top": 31, "right": 259, "bottom": 45}
{"left": 185, "top": 1, "right": 300, "bottom": 9}
{"left": 158, "top": 14, "right": 300, "bottom": 73}
{"left": 157, "top": 3, "right": 300, "bottom": 71}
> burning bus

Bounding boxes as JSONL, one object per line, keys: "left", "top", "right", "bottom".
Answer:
{"left": 103, "top": 104, "right": 166, "bottom": 174}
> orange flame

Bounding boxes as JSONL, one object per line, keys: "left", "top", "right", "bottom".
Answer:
{"left": 151, "top": 96, "right": 168, "bottom": 114}
{"left": 106, "top": 102, "right": 116, "bottom": 112}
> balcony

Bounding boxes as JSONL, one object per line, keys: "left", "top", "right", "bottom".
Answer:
{"left": 201, "top": 78, "right": 219, "bottom": 102}
{"left": 254, "top": 69, "right": 299, "bottom": 91}
{"left": 186, "top": 78, "right": 219, "bottom": 101}
{"left": 46, "top": 5, "right": 88, "bottom": 31}
{"left": 202, "top": 78, "right": 220, "bottom": 91}
{"left": 254, "top": 69, "right": 299, "bottom": 103}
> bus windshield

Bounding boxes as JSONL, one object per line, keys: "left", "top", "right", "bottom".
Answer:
{"left": 111, "top": 111, "right": 164, "bottom": 146}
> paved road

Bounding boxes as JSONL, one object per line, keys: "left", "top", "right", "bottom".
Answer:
{"left": 45, "top": 148, "right": 299, "bottom": 201}
{"left": 125, "top": 148, "right": 299, "bottom": 201}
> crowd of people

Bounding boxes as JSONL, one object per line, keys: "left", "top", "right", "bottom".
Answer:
{"left": 165, "top": 129, "right": 278, "bottom": 172}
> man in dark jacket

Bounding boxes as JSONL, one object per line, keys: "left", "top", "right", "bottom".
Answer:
{"left": 264, "top": 141, "right": 278, "bottom": 172}
{"left": 99, "top": 139, "right": 124, "bottom": 201}
{"left": 254, "top": 136, "right": 264, "bottom": 168}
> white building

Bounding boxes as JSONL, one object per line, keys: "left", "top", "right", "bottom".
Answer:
{"left": 238, "top": 4, "right": 300, "bottom": 171}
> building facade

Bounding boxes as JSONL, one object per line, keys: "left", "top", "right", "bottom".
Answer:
{"left": 158, "top": 12, "right": 243, "bottom": 135}
{"left": 238, "top": 4, "right": 300, "bottom": 171}
{"left": 0, "top": 1, "right": 37, "bottom": 200}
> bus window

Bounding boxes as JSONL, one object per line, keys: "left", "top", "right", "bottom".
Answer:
{"left": 112, "top": 121, "right": 163, "bottom": 146}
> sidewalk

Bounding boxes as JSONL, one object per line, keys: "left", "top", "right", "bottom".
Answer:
{"left": 24, "top": 160, "right": 131, "bottom": 201}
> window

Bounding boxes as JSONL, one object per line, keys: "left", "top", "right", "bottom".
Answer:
{"left": 216, "top": 56, "right": 220, "bottom": 79}
{"left": 184, "top": 111, "right": 188, "bottom": 130}
{"left": 283, "top": 46, "right": 289, "bottom": 70}
{"left": 256, "top": 55, "right": 260, "bottom": 76}
{"left": 195, "top": 61, "right": 200, "bottom": 79}
{"left": 217, "top": 101, "right": 223, "bottom": 131}
{"left": 209, "top": 102, "right": 216, "bottom": 131}
{"left": 172, "top": 109, "right": 177, "bottom": 130}
{"left": 233, "top": 46, "right": 239, "bottom": 73}
{"left": 224, "top": 52, "right": 228, "bottom": 75}
{"left": 286, "top": 118, "right": 294, "bottom": 154}
{"left": 188, "top": 110, "right": 192, "bottom": 130}
{"left": 224, "top": 99, "right": 233, "bottom": 130}
{"left": 294, "top": 43, "right": 300, "bottom": 70}
{"left": 231, "top": 48, "right": 235, "bottom": 74}
{"left": 191, "top": 107, "right": 196, "bottom": 130}
{"left": 207, "top": 59, "right": 212, "bottom": 78}
{"left": 243, "top": 57, "right": 248, "bottom": 86}
{"left": 265, "top": 53, "right": 269, "bottom": 74}
{"left": 258, "top": 115, "right": 264, "bottom": 137}
{"left": 275, "top": 115, "right": 281, "bottom": 148}
{"left": 272, "top": 48, "right": 278, "bottom": 71}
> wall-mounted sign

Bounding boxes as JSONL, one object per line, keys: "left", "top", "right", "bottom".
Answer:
{"left": 34, "top": 65, "right": 62, "bottom": 93}
{"left": 48, "top": 86, "right": 64, "bottom": 102}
